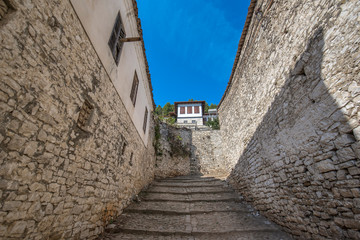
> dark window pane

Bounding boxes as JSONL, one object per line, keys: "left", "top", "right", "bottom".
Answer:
{"left": 143, "top": 107, "right": 148, "bottom": 132}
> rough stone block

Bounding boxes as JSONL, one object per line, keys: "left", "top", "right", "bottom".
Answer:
{"left": 316, "top": 159, "right": 336, "bottom": 173}
{"left": 19, "top": 121, "right": 39, "bottom": 137}
{"left": 336, "top": 147, "right": 356, "bottom": 162}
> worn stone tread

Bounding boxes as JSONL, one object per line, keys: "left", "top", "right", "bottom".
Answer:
{"left": 156, "top": 178, "right": 220, "bottom": 183}
{"left": 100, "top": 176, "right": 292, "bottom": 240}
{"left": 152, "top": 182, "right": 225, "bottom": 187}
{"left": 190, "top": 201, "right": 250, "bottom": 212}
{"left": 142, "top": 192, "right": 238, "bottom": 202}
{"left": 110, "top": 212, "right": 280, "bottom": 233}
{"left": 148, "top": 186, "right": 233, "bottom": 194}
{"left": 126, "top": 201, "right": 250, "bottom": 213}
{"left": 146, "top": 190, "right": 233, "bottom": 195}
{"left": 159, "top": 176, "right": 215, "bottom": 180}
{"left": 105, "top": 230, "right": 291, "bottom": 240}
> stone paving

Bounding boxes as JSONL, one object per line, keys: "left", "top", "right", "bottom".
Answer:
{"left": 98, "top": 176, "right": 292, "bottom": 240}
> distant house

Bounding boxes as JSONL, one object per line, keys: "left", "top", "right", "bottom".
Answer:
{"left": 203, "top": 108, "right": 218, "bottom": 123}
{"left": 175, "top": 101, "right": 205, "bottom": 126}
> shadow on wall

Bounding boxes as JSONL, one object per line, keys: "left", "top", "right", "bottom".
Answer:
{"left": 154, "top": 121, "right": 193, "bottom": 178}
{"left": 227, "top": 27, "right": 359, "bottom": 238}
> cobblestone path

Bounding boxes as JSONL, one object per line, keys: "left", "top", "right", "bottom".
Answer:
{"left": 100, "top": 176, "right": 292, "bottom": 240}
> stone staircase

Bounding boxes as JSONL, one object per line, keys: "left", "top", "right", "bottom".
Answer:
{"left": 99, "top": 176, "right": 292, "bottom": 240}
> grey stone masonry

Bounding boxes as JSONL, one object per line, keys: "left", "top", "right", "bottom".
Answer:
{"left": 100, "top": 176, "right": 292, "bottom": 240}
{"left": 191, "top": 130, "right": 227, "bottom": 176}
{"left": 0, "top": 0, "right": 155, "bottom": 239}
{"left": 154, "top": 121, "right": 192, "bottom": 178}
{"left": 219, "top": 0, "right": 360, "bottom": 239}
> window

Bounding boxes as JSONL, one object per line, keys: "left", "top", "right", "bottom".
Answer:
{"left": 192, "top": 120, "right": 196, "bottom": 123}
{"left": 180, "top": 107, "right": 185, "bottom": 114}
{"left": 130, "top": 71, "right": 139, "bottom": 106}
{"left": 184, "top": 120, "right": 188, "bottom": 123}
{"left": 143, "top": 107, "right": 148, "bottom": 132}
{"left": 108, "top": 11, "right": 126, "bottom": 65}
{"left": 187, "top": 106, "right": 192, "bottom": 114}
{"left": 194, "top": 106, "right": 199, "bottom": 113}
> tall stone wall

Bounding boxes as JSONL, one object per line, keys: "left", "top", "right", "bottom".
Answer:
{"left": 191, "top": 130, "right": 227, "bottom": 176}
{"left": 219, "top": 0, "right": 360, "bottom": 239}
{"left": 154, "top": 121, "right": 191, "bottom": 178}
{"left": 0, "top": 0, "right": 155, "bottom": 239}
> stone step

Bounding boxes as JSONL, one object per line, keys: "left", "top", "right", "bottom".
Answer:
{"left": 154, "top": 180, "right": 223, "bottom": 185}
{"left": 157, "top": 178, "right": 219, "bottom": 183}
{"left": 148, "top": 186, "right": 232, "bottom": 194}
{"left": 125, "top": 201, "right": 250, "bottom": 214}
{"left": 159, "top": 176, "right": 215, "bottom": 181}
{"left": 146, "top": 190, "right": 233, "bottom": 195}
{"left": 100, "top": 176, "right": 292, "bottom": 240}
{"left": 142, "top": 192, "right": 239, "bottom": 202}
{"left": 152, "top": 181, "right": 225, "bottom": 188}
{"left": 105, "top": 230, "right": 291, "bottom": 240}
{"left": 124, "top": 208, "right": 249, "bottom": 215}
{"left": 106, "top": 212, "right": 284, "bottom": 234}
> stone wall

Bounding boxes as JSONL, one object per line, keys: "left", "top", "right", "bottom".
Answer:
{"left": 154, "top": 121, "right": 192, "bottom": 178}
{"left": 191, "top": 130, "right": 227, "bottom": 176}
{"left": 219, "top": 0, "right": 360, "bottom": 239}
{"left": 0, "top": 0, "right": 155, "bottom": 239}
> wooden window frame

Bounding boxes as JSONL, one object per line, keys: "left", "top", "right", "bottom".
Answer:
{"left": 143, "top": 107, "right": 148, "bottom": 133}
{"left": 130, "top": 71, "right": 139, "bottom": 106}
{"left": 194, "top": 106, "right": 199, "bottom": 113}
{"left": 180, "top": 107, "right": 185, "bottom": 114}
{"left": 187, "top": 106, "right": 192, "bottom": 114}
{"left": 108, "top": 11, "right": 126, "bottom": 65}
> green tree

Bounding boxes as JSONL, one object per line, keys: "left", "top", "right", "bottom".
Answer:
{"left": 166, "top": 117, "right": 176, "bottom": 125}
{"left": 206, "top": 118, "right": 220, "bottom": 130}
{"left": 154, "top": 105, "right": 163, "bottom": 116}
{"left": 188, "top": 99, "right": 194, "bottom": 101}
{"left": 204, "top": 102, "right": 209, "bottom": 113}
{"left": 209, "top": 103, "right": 217, "bottom": 109}
{"left": 162, "top": 102, "right": 174, "bottom": 116}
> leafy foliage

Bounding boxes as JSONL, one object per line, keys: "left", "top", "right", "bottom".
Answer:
{"left": 162, "top": 102, "right": 174, "bottom": 116}
{"left": 165, "top": 117, "right": 176, "bottom": 125}
{"left": 209, "top": 103, "right": 217, "bottom": 109}
{"left": 204, "top": 102, "right": 217, "bottom": 113}
{"left": 154, "top": 105, "right": 163, "bottom": 116}
{"left": 153, "top": 121, "right": 163, "bottom": 156}
{"left": 206, "top": 118, "right": 220, "bottom": 130}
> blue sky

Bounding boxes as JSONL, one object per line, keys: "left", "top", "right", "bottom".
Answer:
{"left": 137, "top": 0, "right": 251, "bottom": 107}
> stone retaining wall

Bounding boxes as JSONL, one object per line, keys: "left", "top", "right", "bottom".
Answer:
{"left": 219, "top": 0, "right": 360, "bottom": 239}
{"left": 0, "top": 0, "right": 155, "bottom": 239}
{"left": 154, "top": 122, "right": 191, "bottom": 178}
{"left": 191, "top": 130, "right": 227, "bottom": 176}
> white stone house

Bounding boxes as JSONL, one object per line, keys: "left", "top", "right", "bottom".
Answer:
{"left": 203, "top": 108, "right": 218, "bottom": 123}
{"left": 71, "top": 0, "right": 154, "bottom": 144}
{"left": 175, "top": 101, "right": 205, "bottom": 126}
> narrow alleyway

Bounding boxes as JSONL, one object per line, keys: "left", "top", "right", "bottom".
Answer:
{"left": 99, "top": 176, "right": 292, "bottom": 239}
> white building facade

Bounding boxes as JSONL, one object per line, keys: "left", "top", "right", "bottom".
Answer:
{"left": 175, "top": 101, "right": 205, "bottom": 126}
{"left": 70, "top": 0, "right": 154, "bottom": 145}
{"left": 203, "top": 108, "right": 218, "bottom": 123}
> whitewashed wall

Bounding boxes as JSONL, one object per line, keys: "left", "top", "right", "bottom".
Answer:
{"left": 70, "top": 0, "right": 152, "bottom": 145}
